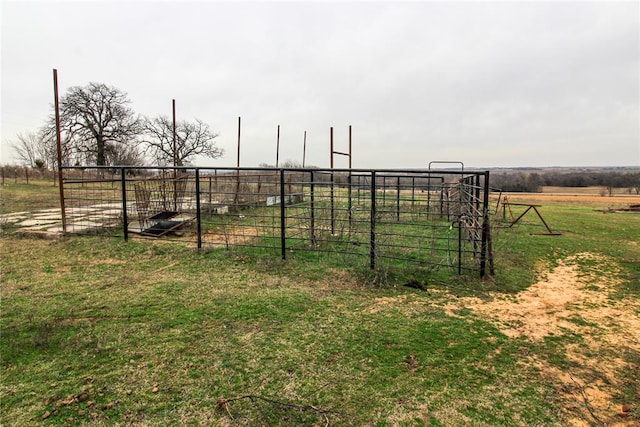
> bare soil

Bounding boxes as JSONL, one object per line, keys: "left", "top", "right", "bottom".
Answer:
{"left": 445, "top": 253, "right": 640, "bottom": 426}
{"left": 200, "top": 226, "right": 260, "bottom": 246}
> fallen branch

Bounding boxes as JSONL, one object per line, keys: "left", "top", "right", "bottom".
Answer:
{"left": 216, "top": 394, "right": 341, "bottom": 426}
{"left": 155, "top": 261, "right": 180, "bottom": 272}
{"left": 569, "top": 374, "right": 603, "bottom": 426}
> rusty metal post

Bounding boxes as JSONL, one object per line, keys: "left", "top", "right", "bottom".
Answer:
{"left": 276, "top": 124, "right": 280, "bottom": 168}
{"left": 302, "top": 130, "right": 307, "bottom": 168}
{"left": 172, "top": 99, "right": 178, "bottom": 210}
{"left": 237, "top": 117, "right": 241, "bottom": 169}
{"left": 330, "top": 127, "right": 334, "bottom": 168}
{"left": 172, "top": 99, "right": 177, "bottom": 166}
{"left": 53, "top": 69, "right": 67, "bottom": 234}
{"left": 348, "top": 125, "right": 352, "bottom": 169}
{"left": 330, "top": 127, "right": 335, "bottom": 234}
{"left": 235, "top": 117, "right": 241, "bottom": 206}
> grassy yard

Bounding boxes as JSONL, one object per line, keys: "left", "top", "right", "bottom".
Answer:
{"left": 0, "top": 179, "right": 62, "bottom": 214}
{"left": 1, "top": 182, "right": 639, "bottom": 426}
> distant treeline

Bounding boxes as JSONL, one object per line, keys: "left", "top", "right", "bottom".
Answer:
{"left": 491, "top": 170, "right": 640, "bottom": 194}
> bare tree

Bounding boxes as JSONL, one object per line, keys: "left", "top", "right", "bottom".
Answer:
{"left": 45, "top": 82, "right": 141, "bottom": 166}
{"left": 142, "top": 115, "right": 223, "bottom": 166}
{"left": 107, "top": 143, "right": 146, "bottom": 167}
{"left": 11, "top": 131, "right": 53, "bottom": 168}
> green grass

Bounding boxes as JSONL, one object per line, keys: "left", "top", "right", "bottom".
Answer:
{"left": 1, "top": 237, "right": 560, "bottom": 426}
{"left": 0, "top": 180, "right": 62, "bottom": 214}
{"left": 1, "top": 182, "right": 639, "bottom": 425}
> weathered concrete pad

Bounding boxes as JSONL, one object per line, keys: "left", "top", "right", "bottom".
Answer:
{"left": 0, "top": 214, "right": 29, "bottom": 224}
{"left": 18, "top": 219, "right": 59, "bottom": 227}
{"left": 31, "top": 213, "right": 63, "bottom": 220}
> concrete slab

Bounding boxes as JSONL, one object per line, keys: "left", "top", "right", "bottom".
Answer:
{"left": 99, "top": 209, "right": 123, "bottom": 216}
{"left": 0, "top": 215, "right": 29, "bottom": 224}
{"left": 0, "top": 211, "right": 31, "bottom": 218}
{"left": 32, "top": 213, "right": 63, "bottom": 220}
{"left": 66, "top": 221, "right": 106, "bottom": 233}
{"left": 65, "top": 207, "right": 101, "bottom": 214}
{"left": 18, "top": 219, "right": 59, "bottom": 227}
{"left": 92, "top": 203, "right": 122, "bottom": 209}
{"left": 44, "top": 226, "right": 64, "bottom": 234}
{"left": 65, "top": 213, "right": 89, "bottom": 218}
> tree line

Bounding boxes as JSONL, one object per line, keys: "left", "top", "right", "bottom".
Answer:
{"left": 491, "top": 170, "right": 640, "bottom": 194}
{"left": 12, "top": 82, "right": 224, "bottom": 170}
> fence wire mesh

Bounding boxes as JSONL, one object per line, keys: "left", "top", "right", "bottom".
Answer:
{"left": 61, "top": 167, "right": 492, "bottom": 277}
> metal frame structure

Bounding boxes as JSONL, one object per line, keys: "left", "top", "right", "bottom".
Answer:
{"left": 59, "top": 166, "right": 493, "bottom": 278}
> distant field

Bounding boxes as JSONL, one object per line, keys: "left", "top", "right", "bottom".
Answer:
{"left": 541, "top": 185, "right": 638, "bottom": 196}
{"left": 498, "top": 187, "right": 640, "bottom": 208}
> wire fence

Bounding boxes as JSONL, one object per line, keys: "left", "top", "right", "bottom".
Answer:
{"left": 60, "top": 166, "right": 492, "bottom": 278}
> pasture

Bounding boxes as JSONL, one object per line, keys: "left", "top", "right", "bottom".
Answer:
{"left": 1, "top": 180, "right": 639, "bottom": 426}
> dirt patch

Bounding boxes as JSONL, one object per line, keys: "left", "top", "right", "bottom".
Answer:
{"left": 201, "top": 226, "right": 261, "bottom": 247}
{"left": 446, "top": 252, "right": 640, "bottom": 425}
{"left": 448, "top": 254, "right": 617, "bottom": 340}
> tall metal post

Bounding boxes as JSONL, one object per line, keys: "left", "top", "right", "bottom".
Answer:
{"left": 479, "top": 171, "right": 491, "bottom": 278}
{"left": 195, "top": 168, "right": 202, "bottom": 250}
{"left": 426, "top": 175, "right": 431, "bottom": 220}
{"left": 330, "top": 127, "right": 335, "bottom": 234}
{"left": 235, "top": 117, "right": 241, "bottom": 206}
{"left": 276, "top": 124, "right": 280, "bottom": 168}
{"left": 53, "top": 69, "right": 67, "bottom": 234}
{"left": 458, "top": 217, "right": 462, "bottom": 275}
{"left": 370, "top": 171, "right": 376, "bottom": 270}
{"left": 347, "top": 125, "right": 352, "bottom": 226}
{"left": 237, "top": 117, "right": 241, "bottom": 169}
{"left": 396, "top": 176, "right": 401, "bottom": 222}
{"left": 280, "top": 170, "right": 286, "bottom": 259}
{"left": 330, "top": 127, "right": 334, "bottom": 169}
{"left": 309, "top": 170, "right": 316, "bottom": 247}
{"left": 172, "top": 99, "right": 177, "bottom": 167}
{"left": 172, "top": 99, "right": 178, "bottom": 210}
{"left": 121, "top": 168, "right": 128, "bottom": 241}
{"left": 348, "top": 125, "right": 352, "bottom": 169}
{"left": 302, "top": 131, "right": 307, "bottom": 168}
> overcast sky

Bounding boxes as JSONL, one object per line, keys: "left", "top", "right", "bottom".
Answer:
{"left": 1, "top": 0, "right": 639, "bottom": 169}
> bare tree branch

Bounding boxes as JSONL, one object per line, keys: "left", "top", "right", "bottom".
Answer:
{"left": 141, "top": 115, "right": 223, "bottom": 166}
{"left": 215, "top": 394, "right": 341, "bottom": 425}
{"left": 11, "top": 130, "right": 63, "bottom": 170}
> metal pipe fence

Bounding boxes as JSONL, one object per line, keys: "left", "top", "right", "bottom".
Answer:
{"left": 60, "top": 166, "right": 492, "bottom": 277}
